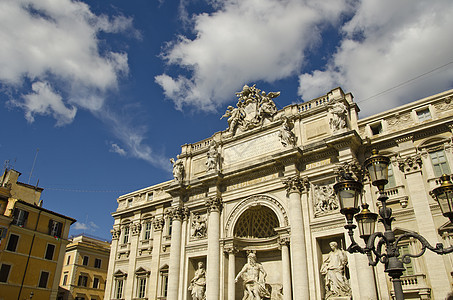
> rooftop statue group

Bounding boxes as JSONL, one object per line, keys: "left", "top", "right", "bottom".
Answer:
{"left": 221, "top": 84, "right": 280, "bottom": 135}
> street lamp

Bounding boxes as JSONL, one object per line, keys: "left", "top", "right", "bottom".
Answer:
{"left": 333, "top": 149, "right": 453, "bottom": 300}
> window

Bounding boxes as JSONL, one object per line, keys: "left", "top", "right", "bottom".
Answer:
{"left": 148, "top": 193, "right": 153, "bottom": 201}
{"left": 82, "top": 256, "right": 89, "bottom": 266}
{"left": 48, "top": 220, "right": 63, "bottom": 238}
{"left": 6, "top": 234, "right": 19, "bottom": 252}
{"left": 78, "top": 275, "right": 88, "bottom": 287}
{"left": 0, "top": 264, "right": 11, "bottom": 283}
{"left": 94, "top": 258, "right": 101, "bottom": 268}
{"left": 12, "top": 209, "right": 28, "bottom": 227}
{"left": 67, "top": 255, "right": 71, "bottom": 265}
{"left": 430, "top": 150, "right": 450, "bottom": 177}
{"left": 115, "top": 279, "right": 124, "bottom": 299}
{"left": 387, "top": 164, "right": 396, "bottom": 188}
{"left": 417, "top": 108, "right": 431, "bottom": 122}
{"left": 123, "top": 226, "right": 130, "bottom": 244}
{"left": 127, "top": 199, "right": 133, "bottom": 207}
{"left": 143, "top": 222, "right": 152, "bottom": 240}
{"left": 45, "top": 244, "right": 55, "bottom": 260}
{"left": 62, "top": 273, "right": 68, "bottom": 285}
{"left": 160, "top": 267, "right": 168, "bottom": 298}
{"left": 93, "top": 277, "right": 100, "bottom": 289}
{"left": 370, "top": 122, "right": 383, "bottom": 135}
{"left": 39, "top": 271, "right": 49, "bottom": 288}
{"left": 398, "top": 244, "right": 415, "bottom": 276}
{"left": 137, "top": 277, "right": 147, "bottom": 298}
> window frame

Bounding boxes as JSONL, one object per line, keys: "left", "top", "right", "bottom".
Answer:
{"left": 62, "top": 273, "right": 68, "bottom": 286}
{"left": 6, "top": 233, "right": 19, "bottom": 252}
{"left": 93, "top": 277, "right": 100, "bottom": 289}
{"left": 0, "top": 264, "right": 11, "bottom": 283}
{"left": 82, "top": 256, "right": 89, "bottom": 266}
{"left": 78, "top": 274, "right": 88, "bottom": 287}
{"left": 143, "top": 221, "right": 152, "bottom": 240}
{"left": 429, "top": 149, "right": 451, "bottom": 177}
{"left": 38, "top": 271, "right": 50, "bottom": 288}
{"left": 45, "top": 243, "right": 56, "bottom": 260}
{"left": 115, "top": 278, "right": 124, "bottom": 299}
{"left": 94, "top": 258, "right": 102, "bottom": 269}
{"left": 122, "top": 225, "right": 130, "bottom": 244}
{"left": 48, "top": 220, "right": 63, "bottom": 238}
{"left": 416, "top": 107, "right": 432, "bottom": 122}
{"left": 12, "top": 208, "right": 28, "bottom": 227}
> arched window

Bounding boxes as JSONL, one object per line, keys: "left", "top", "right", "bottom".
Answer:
{"left": 234, "top": 206, "right": 279, "bottom": 238}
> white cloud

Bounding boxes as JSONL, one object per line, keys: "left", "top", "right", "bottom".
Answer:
{"left": 73, "top": 221, "right": 99, "bottom": 231}
{"left": 0, "top": 0, "right": 133, "bottom": 123}
{"left": 298, "top": 0, "right": 453, "bottom": 116}
{"left": 73, "top": 222, "right": 89, "bottom": 230}
{"left": 156, "top": 0, "right": 350, "bottom": 111}
{"left": 110, "top": 143, "right": 127, "bottom": 156}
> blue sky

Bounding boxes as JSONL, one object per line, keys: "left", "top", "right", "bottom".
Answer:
{"left": 1, "top": 0, "right": 453, "bottom": 240}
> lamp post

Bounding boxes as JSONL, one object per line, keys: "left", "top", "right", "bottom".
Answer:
{"left": 333, "top": 149, "right": 453, "bottom": 300}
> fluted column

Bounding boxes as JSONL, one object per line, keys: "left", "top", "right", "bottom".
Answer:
{"left": 282, "top": 175, "right": 310, "bottom": 299}
{"left": 205, "top": 197, "right": 223, "bottom": 300}
{"left": 148, "top": 217, "right": 164, "bottom": 299}
{"left": 166, "top": 206, "right": 188, "bottom": 300}
{"left": 225, "top": 246, "right": 238, "bottom": 300}
{"left": 105, "top": 227, "right": 121, "bottom": 298}
{"left": 279, "top": 237, "right": 292, "bottom": 300}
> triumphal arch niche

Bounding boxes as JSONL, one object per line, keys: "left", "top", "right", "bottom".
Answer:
{"left": 225, "top": 195, "right": 289, "bottom": 300}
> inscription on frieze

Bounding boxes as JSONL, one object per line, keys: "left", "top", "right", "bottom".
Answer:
{"left": 223, "top": 131, "right": 280, "bottom": 165}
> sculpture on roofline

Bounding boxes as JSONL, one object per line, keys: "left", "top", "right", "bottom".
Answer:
{"left": 278, "top": 117, "right": 296, "bottom": 147}
{"left": 206, "top": 141, "right": 220, "bottom": 172}
{"left": 222, "top": 84, "right": 281, "bottom": 136}
{"left": 329, "top": 101, "right": 347, "bottom": 132}
{"left": 170, "top": 155, "right": 184, "bottom": 183}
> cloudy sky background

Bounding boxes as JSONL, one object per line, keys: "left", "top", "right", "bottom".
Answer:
{"left": 1, "top": 0, "right": 453, "bottom": 238}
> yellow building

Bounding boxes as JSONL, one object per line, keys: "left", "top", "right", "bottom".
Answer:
{"left": 58, "top": 234, "right": 110, "bottom": 300}
{"left": 0, "top": 169, "right": 76, "bottom": 300}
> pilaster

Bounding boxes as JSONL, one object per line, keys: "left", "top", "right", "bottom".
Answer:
{"left": 278, "top": 237, "right": 292, "bottom": 300}
{"left": 205, "top": 196, "right": 223, "bottom": 300}
{"left": 148, "top": 216, "right": 164, "bottom": 299}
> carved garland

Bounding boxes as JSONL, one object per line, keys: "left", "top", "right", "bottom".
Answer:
{"left": 398, "top": 154, "right": 423, "bottom": 173}
{"left": 152, "top": 217, "right": 165, "bottom": 232}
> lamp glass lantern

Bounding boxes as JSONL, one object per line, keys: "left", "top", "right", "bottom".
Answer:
{"left": 334, "top": 180, "right": 363, "bottom": 221}
{"left": 355, "top": 204, "right": 378, "bottom": 241}
{"left": 364, "top": 149, "right": 390, "bottom": 192}
{"left": 431, "top": 174, "right": 453, "bottom": 223}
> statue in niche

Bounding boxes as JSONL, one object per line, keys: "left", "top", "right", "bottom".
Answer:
{"left": 206, "top": 141, "right": 220, "bottom": 172}
{"left": 189, "top": 261, "right": 206, "bottom": 300}
{"left": 170, "top": 155, "right": 184, "bottom": 183}
{"left": 235, "top": 252, "right": 271, "bottom": 300}
{"left": 314, "top": 185, "right": 338, "bottom": 216}
{"left": 278, "top": 117, "right": 296, "bottom": 147}
{"left": 320, "top": 241, "right": 351, "bottom": 299}
{"left": 329, "top": 101, "right": 347, "bottom": 132}
{"left": 190, "top": 214, "right": 207, "bottom": 239}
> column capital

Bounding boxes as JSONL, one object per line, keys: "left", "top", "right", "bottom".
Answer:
{"left": 398, "top": 154, "right": 423, "bottom": 174}
{"left": 282, "top": 175, "right": 309, "bottom": 194}
{"left": 224, "top": 245, "right": 239, "bottom": 255}
{"left": 278, "top": 236, "right": 290, "bottom": 249}
{"left": 165, "top": 205, "right": 189, "bottom": 221}
{"left": 131, "top": 222, "right": 142, "bottom": 236}
{"left": 334, "top": 158, "right": 364, "bottom": 182}
{"left": 152, "top": 217, "right": 165, "bottom": 231}
{"left": 111, "top": 228, "right": 121, "bottom": 240}
{"left": 205, "top": 196, "right": 223, "bottom": 213}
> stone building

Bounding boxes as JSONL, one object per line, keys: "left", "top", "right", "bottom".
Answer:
{"left": 105, "top": 85, "right": 453, "bottom": 300}
{"left": 58, "top": 234, "right": 111, "bottom": 300}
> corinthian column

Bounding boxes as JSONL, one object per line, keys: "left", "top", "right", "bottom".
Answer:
{"left": 166, "top": 206, "right": 188, "bottom": 300}
{"left": 279, "top": 237, "right": 292, "bottom": 300}
{"left": 282, "top": 175, "right": 310, "bottom": 299}
{"left": 224, "top": 246, "right": 238, "bottom": 300}
{"left": 205, "top": 197, "right": 222, "bottom": 300}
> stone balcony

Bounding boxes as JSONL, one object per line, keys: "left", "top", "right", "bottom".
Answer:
{"left": 391, "top": 274, "right": 431, "bottom": 299}
{"left": 376, "top": 185, "right": 409, "bottom": 208}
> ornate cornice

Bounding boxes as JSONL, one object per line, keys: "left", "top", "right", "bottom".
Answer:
{"left": 282, "top": 175, "right": 309, "bottom": 195}
{"left": 398, "top": 154, "right": 423, "bottom": 173}
{"left": 205, "top": 196, "right": 223, "bottom": 213}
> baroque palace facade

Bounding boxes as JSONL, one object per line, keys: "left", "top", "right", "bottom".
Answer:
{"left": 105, "top": 86, "right": 453, "bottom": 300}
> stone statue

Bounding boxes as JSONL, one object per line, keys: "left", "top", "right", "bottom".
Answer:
{"left": 189, "top": 262, "right": 206, "bottom": 300}
{"left": 221, "top": 105, "right": 245, "bottom": 135}
{"left": 329, "top": 101, "right": 347, "bottom": 132}
{"left": 191, "top": 214, "right": 207, "bottom": 238}
{"left": 320, "top": 241, "right": 351, "bottom": 299}
{"left": 278, "top": 117, "right": 296, "bottom": 147}
{"left": 235, "top": 252, "right": 271, "bottom": 300}
{"left": 170, "top": 155, "right": 184, "bottom": 183}
{"left": 206, "top": 141, "right": 220, "bottom": 172}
